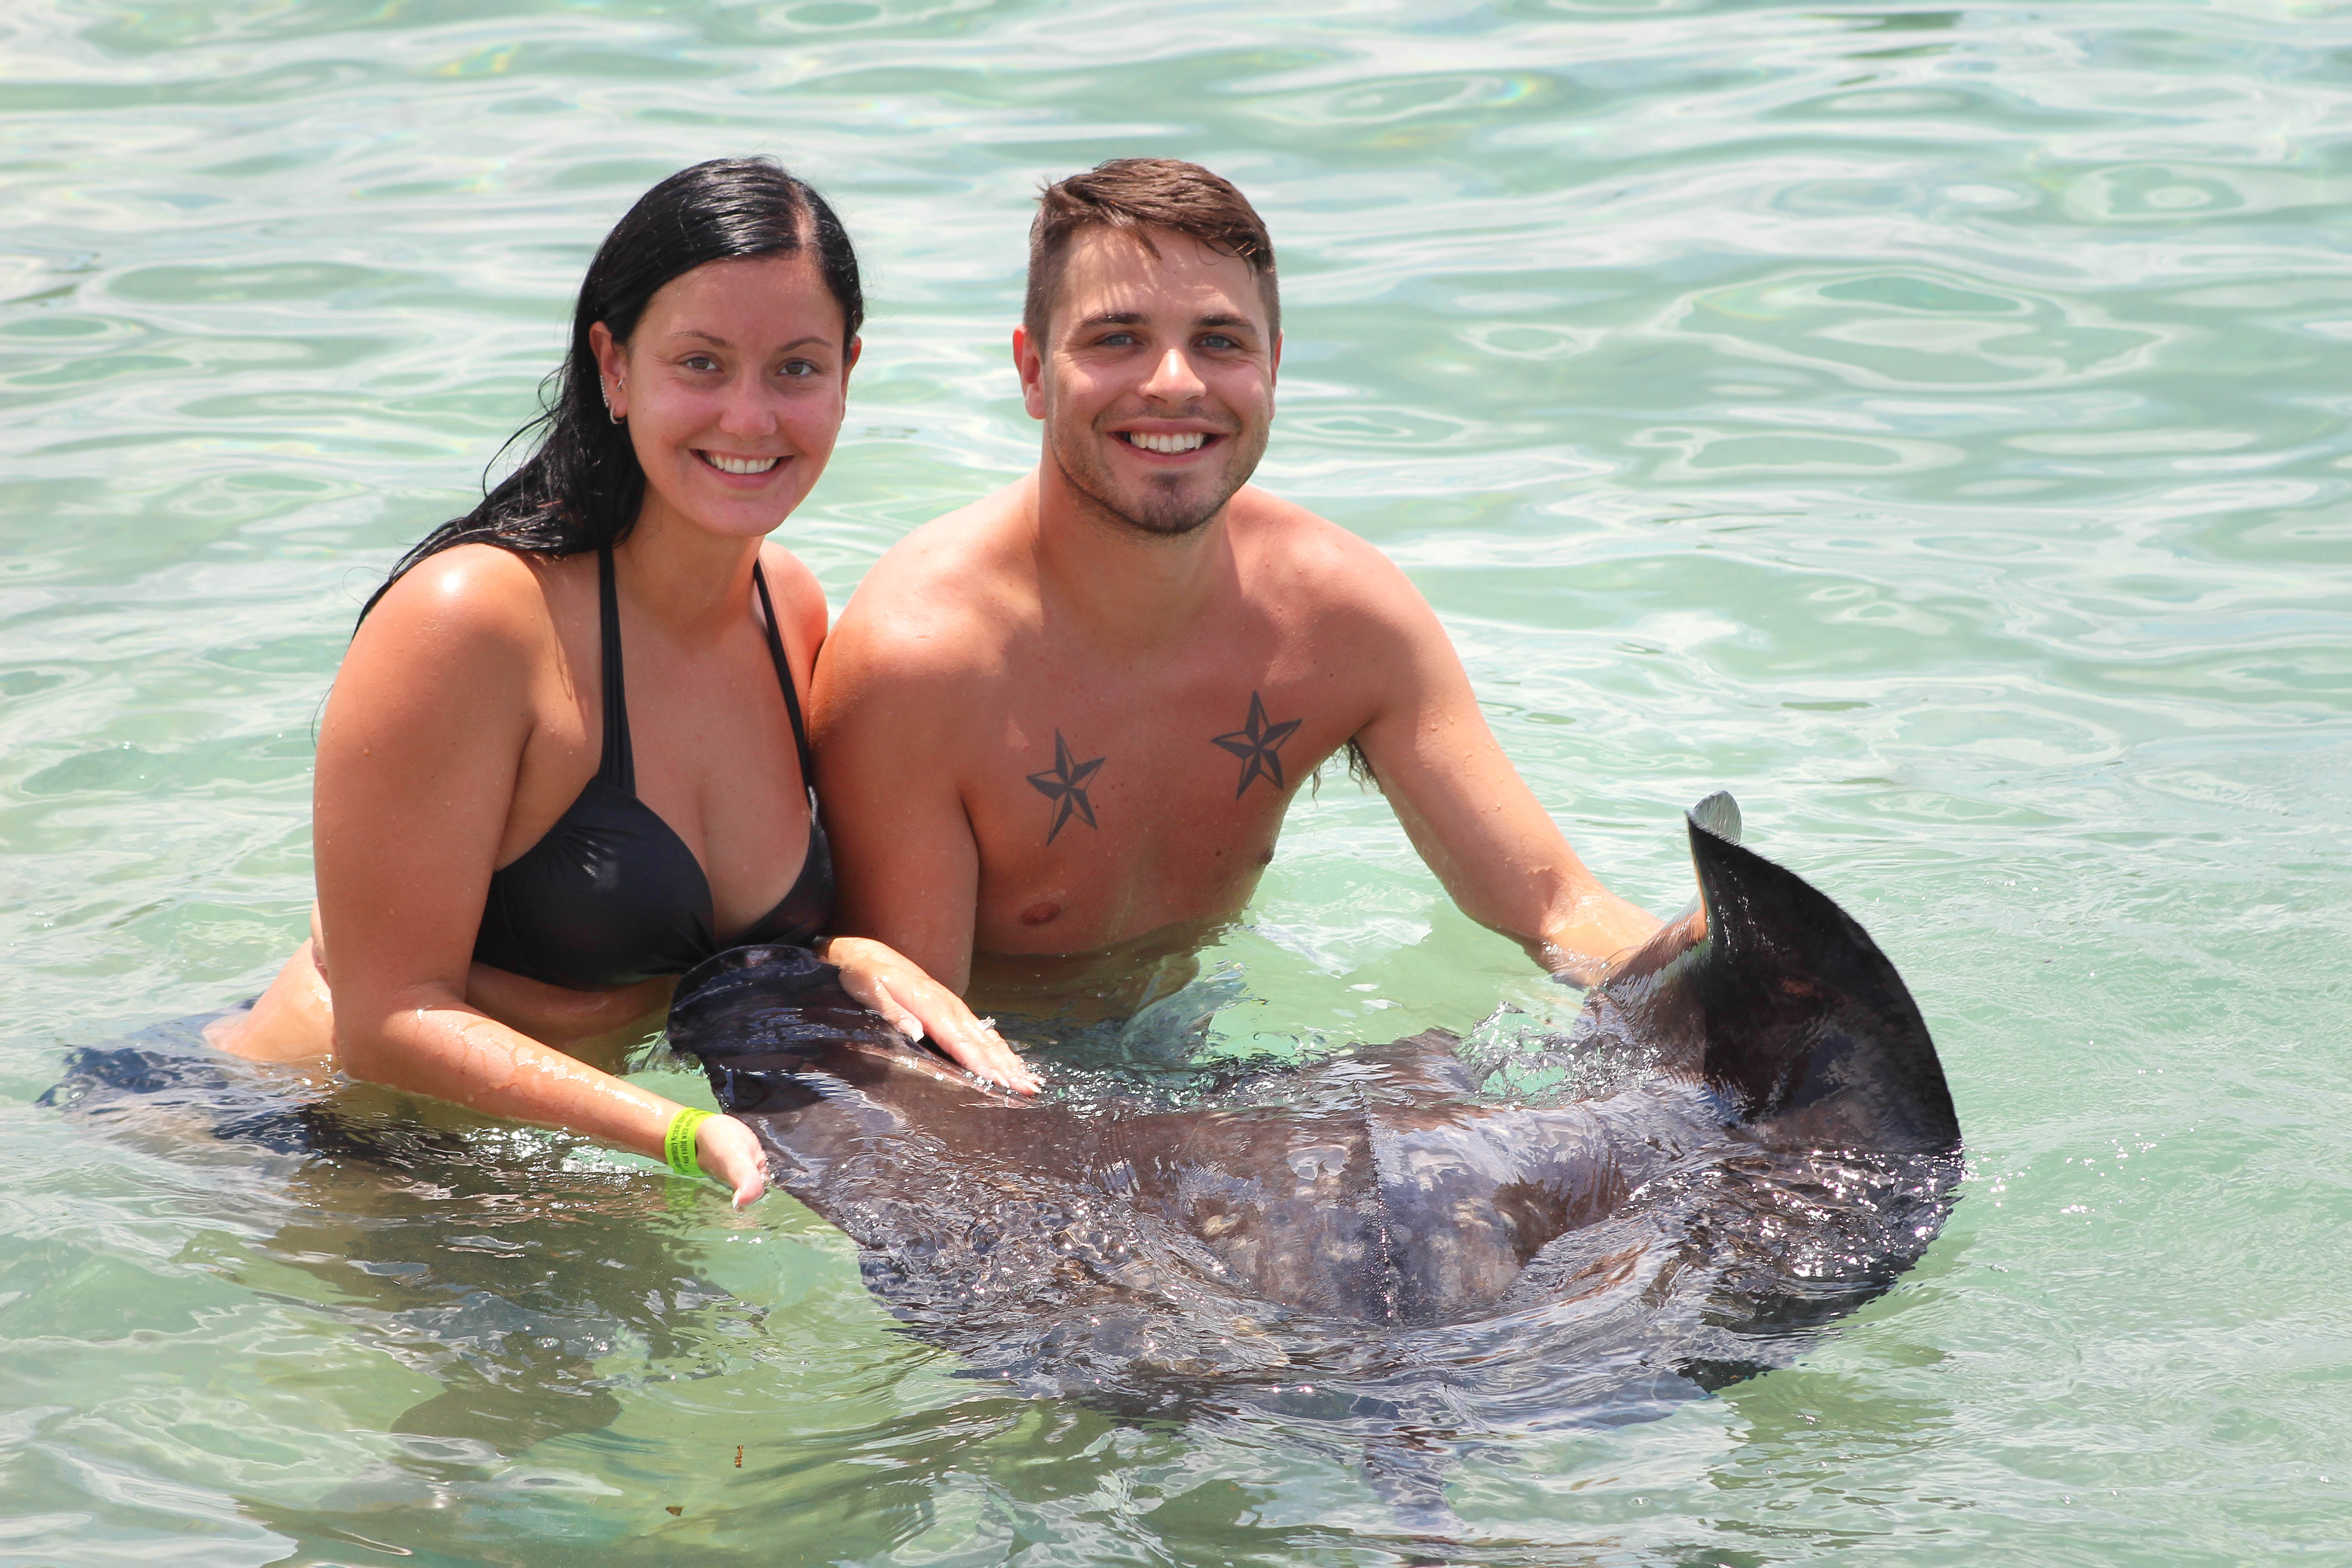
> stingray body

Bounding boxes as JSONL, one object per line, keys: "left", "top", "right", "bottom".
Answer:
{"left": 668, "top": 800, "right": 1963, "bottom": 1431}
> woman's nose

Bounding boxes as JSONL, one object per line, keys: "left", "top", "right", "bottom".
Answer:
{"left": 717, "top": 373, "right": 782, "bottom": 435}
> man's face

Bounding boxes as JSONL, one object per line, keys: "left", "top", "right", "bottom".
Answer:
{"left": 1017, "top": 226, "right": 1279, "bottom": 540}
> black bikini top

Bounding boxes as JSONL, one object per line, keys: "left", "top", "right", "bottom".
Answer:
{"left": 471, "top": 546, "right": 835, "bottom": 990}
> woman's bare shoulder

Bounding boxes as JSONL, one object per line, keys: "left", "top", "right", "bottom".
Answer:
{"left": 341, "top": 543, "right": 578, "bottom": 702}
{"left": 757, "top": 539, "right": 830, "bottom": 652}
{"left": 358, "top": 542, "right": 574, "bottom": 644}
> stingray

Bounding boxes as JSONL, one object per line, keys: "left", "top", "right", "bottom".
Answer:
{"left": 35, "top": 794, "right": 1962, "bottom": 1536}
{"left": 666, "top": 793, "right": 1964, "bottom": 1478}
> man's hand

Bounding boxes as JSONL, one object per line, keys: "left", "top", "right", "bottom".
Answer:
{"left": 819, "top": 936, "right": 1042, "bottom": 1095}
{"left": 1552, "top": 896, "right": 1708, "bottom": 989}
{"left": 1541, "top": 888, "right": 1670, "bottom": 988}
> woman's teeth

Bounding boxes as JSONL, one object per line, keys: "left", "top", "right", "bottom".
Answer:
{"left": 1126, "top": 431, "right": 1206, "bottom": 454}
{"left": 703, "top": 452, "right": 781, "bottom": 475}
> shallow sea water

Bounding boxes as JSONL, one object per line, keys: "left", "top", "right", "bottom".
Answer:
{"left": 5, "top": 0, "right": 2351, "bottom": 1561}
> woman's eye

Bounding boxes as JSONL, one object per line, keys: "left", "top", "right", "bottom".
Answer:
{"left": 683, "top": 354, "right": 719, "bottom": 372}
{"left": 779, "top": 358, "right": 820, "bottom": 378}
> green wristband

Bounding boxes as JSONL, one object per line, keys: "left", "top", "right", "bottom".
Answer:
{"left": 664, "top": 1107, "right": 713, "bottom": 1177}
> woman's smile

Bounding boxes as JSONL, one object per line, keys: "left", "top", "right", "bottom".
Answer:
{"left": 700, "top": 450, "right": 784, "bottom": 476}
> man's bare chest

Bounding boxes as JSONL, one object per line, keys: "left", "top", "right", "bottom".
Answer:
{"left": 959, "top": 675, "right": 1362, "bottom": 948}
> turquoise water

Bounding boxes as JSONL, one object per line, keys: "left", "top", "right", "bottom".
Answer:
{"left": 5, "top": 0, "right": 2351, "bottom": 1559}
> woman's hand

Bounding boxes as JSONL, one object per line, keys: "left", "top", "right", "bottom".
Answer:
{"left": 818, "top": 936, "right": 1041, "bottom": 1095}
{"left": 695, "top": 1113, "right": 770, "bottom": 1208}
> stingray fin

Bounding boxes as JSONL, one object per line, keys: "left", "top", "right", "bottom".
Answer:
{"left": 1594, "top": 810, "right": 1959, "bottom": 1155}
{"left": 1684, "top": 820, "right": 1959, "bottom": 1152}
{"left": 1665, "top": 790, "right": 1745, "bottom": 926}
{"left": 1686, "top": 789, "right": 1742, "bottom": 844}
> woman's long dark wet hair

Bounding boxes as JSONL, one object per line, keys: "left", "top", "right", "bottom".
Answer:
{"left": 359, "top": 157, "right": 863, "bottom": 621}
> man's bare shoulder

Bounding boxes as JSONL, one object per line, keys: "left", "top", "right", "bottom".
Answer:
{"left": 1225, "top": 485, "right": 1425, "bottom": 618}
{"left": 823, "top": 476, "right": 1037, "bottom": 693}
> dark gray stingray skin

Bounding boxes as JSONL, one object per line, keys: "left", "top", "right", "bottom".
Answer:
{"left": 667, "top": 799, "right": 1962, "bottom": 1435}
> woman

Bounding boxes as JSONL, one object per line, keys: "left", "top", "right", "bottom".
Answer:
{"left": 210, "top": 158, "right": 1038, "bottom": 1206}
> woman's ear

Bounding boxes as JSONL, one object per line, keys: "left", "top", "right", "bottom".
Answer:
{"left": 588, "top": 321, "right": 627, "bottom": 421}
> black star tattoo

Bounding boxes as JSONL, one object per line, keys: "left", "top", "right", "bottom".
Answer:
{"left": 1027, "top": 729, "right": 1105, "bottom": 844}
{"left": 1211, "top": 691, "right": 1303, "bottom": 798}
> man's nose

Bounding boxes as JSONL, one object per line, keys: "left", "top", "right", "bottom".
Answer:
{"left": 1139, "top": 345, "right": 1206, "bottom": 403}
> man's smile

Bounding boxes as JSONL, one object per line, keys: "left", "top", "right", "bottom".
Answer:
{"left": 1113, "top": 430, "right": 1215, "bottom": 456}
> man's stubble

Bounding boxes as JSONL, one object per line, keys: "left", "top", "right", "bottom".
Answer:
{"left": 1044, "top": 416, "right": 1269, "bottom": 543}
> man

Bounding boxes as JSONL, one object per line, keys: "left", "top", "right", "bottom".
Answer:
{"left": 812, "top": 158, "right": 1664, "bottom": 1015}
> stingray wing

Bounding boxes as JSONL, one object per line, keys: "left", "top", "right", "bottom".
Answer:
{"left": 1595, "top": 801, "right": 1960, "bottom": 1155}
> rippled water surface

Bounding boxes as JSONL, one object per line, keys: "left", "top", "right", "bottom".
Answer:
{"left": 6, "top": 1, "right": 2351, "bottom": 1561}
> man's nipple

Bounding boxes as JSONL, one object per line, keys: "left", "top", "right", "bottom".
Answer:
{"left": 1019, "top": 900, "right": 1063, "bottom": 927}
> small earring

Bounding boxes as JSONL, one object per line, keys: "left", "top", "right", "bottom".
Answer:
{"left": 601, "top": 377, "right": 624, "bottom": 425}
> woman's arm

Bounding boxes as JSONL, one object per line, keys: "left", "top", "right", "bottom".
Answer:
{"left": 312, "top": 547, "right": 768, "bottom": 1204}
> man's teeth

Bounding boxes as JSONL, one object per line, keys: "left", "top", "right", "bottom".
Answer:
{"left": 704, "top": 452, "right": 781, "bottom": 475}
{"left": 1127, "top": 431, "right": 1206, "bottom": 455}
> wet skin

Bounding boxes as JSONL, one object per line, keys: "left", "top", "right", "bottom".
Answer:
{"left": 210, "top": 249, "right": 1037, "bottom": 1207}
{"left": 813, "top": 226, "right": 1665, "bottom": 1008}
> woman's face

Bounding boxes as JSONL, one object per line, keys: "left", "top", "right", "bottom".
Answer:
{"left": 592, "top": 251, "right": 858, "bottom": 542}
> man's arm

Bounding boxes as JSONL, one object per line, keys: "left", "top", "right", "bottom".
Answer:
{"left": 1344, "top": 555, "right": 1664, "bottom": 985}
{"left": 809, "top": 606, "right": 987, "bottom": 996}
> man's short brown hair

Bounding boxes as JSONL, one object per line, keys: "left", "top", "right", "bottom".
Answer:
{"left": 1024, "top": 158, "right": 1279, "bottom": 344}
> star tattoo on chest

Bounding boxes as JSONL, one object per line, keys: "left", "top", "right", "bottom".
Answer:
{"left": 1027, "top": 730, "right": 1105, "bottom": 844}
{"left": 1211, "top": 691, "right": 1304, "bottom": 798}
